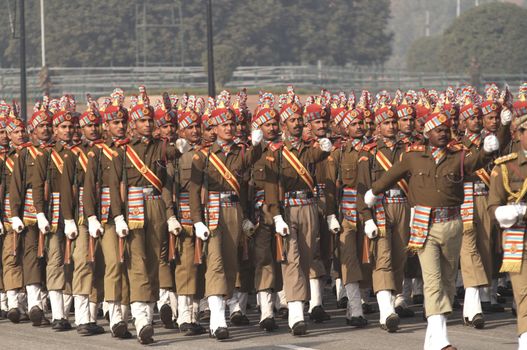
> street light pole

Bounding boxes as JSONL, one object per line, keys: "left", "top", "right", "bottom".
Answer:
{"left": 206, "top": 0, "right": 216, "bottom": 97}
{"left": 40, "top": 0, "right": 46, "bottom": 67}
{"left": 19, "top": 0, "right": 27, "bottom": 120}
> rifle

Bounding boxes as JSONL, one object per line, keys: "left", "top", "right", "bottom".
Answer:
{"left": 90, "top": 147, "right": 104, "bottom": 265}
{"left": 118, "top": 145, "right": 128, "bottom": 264}
{"left": 194, "top": 148, "right": 210, "bottom": 265}
{"left": 275, "top": 150, "right": 287, "bottom": 263}
{"left": 65, "top": 148, "right": 80, "bottom": 266}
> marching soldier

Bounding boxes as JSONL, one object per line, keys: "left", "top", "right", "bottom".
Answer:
{"left": 108, "top": 87, "right": 178, "bottom": 344}
{"left": 264, "top": 90, "right": 333, "bottom": 336}
{"left": 83, "top": 89, "right": 132, "bottom": 339}
{"left": 364, "top": 110, "right": 499, "bottom": 350}
{"left": 189, "top": 91, "right": 263, "bottom": 340}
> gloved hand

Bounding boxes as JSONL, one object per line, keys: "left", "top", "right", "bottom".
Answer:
{"left": 64, "top": 219, "right": 78, "bottom": 240}
{"left": 500, "top": 107, "right": 513, "bottom": 126}
{"left": 364, "top": 219, "right": 378, "bottom": 239}
{"left": 483, "top": 134, "right": 499, "bottom": 153}
{"left": 0, "top": 221, "right": 4, "bottom": 236}
{"left": 242, "top": 218, "right": 256, "bottom": 238}
{"left": 175, "top": 138, "right": 191, "bottom": 154}
{"left": 495, "top": 205, "right": 519, "bottom": 228}
{"left": 36, "top": 212, "right": 50, "bottom": 234}
{"left": 318, "top": 138, "right": 333, "bottom": 152}
{"left": 516, "top": 203, "right": 527, "bottom": 217}
{"left": 11, "top": 216, "right": 25, "bottom": 233}
{"left": 194, "top": 222, "right": 210, "bottom": 241}
{"left": 326, "top": 214, "right": 341, "bottom": 234}
{"left": 114, "top": 215, "right": 129, "bottom": 238}
{"left": 251, "top": 129, "right": 263, "bottom": 146}
{"left": 88, "top": 215, "right": 104, "bottom": 238}
{"left": 167, "top": 216, "right": 183, "bottom": 236}
{"left": 364, "top": 189, "right": 376, "bottom": 208}
{"left": 409, "top": 207, "right": 416, "bottom": 229}
{"left": 273, "top": 215, "right": 290, "bottom": 237}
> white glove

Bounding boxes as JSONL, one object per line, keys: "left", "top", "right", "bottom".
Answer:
{"left": 88, "top": 215, "right": 104, "bottom": 238}
{"left": 251, "top": 129, "right": 263, "bottom": 146}
{"left": 326, "top": 214, "right": 341, "bottom": 234}
{"left": 273, "top": 215, "right": 290, "bottom": 237}
{"left": 11, "top": 216, "right": 24, "bottom": 233}
{"left": 175, "top": 138, "right": 191, "bottom": 154}
{"left": 194, "top": 221, "right": 210, "bottom": 241}
{"left": 495, "top": 205, "right": 519, "bottom": 228}
{"left": 483, "top": 134, "right": 499, "bottom": 153}
{"left": 364, "top": 219, "right": 378, "bottom": 239}
{"left": 36, "top": 212, "right": 50, "bottom": 234}
{"left": 364, "top": 189, "right": 376, "bottom": 208}
{"left": 500, "top": 107, "right": 513, "bottom": 126}
{"left": 515, "top": 204, "right": 527, "bottom": 217}
{"left": 318, "top": 137, "right": 332, "bottom": 152}
{"left": 242, "top": 218, "right": 256, "bottom": 237}
{"left": 0, "top": 221, "right": 4, "bottom": 236}
{"left": 409, "top": 207, "right": 416, "bottom": 229}
{"left": 114, "top": 215, "right": 129, "bottom": 238}
{"left": 167, "top": 215, "right": 182, "bottom": 236}
{"left": 64, "top": 219, "right": 78, "bottom": 240}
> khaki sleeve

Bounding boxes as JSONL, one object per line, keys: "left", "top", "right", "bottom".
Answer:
{"left": 189, "top": 151, "right": 205, "bottom": 224}
{"left": 487, "top": 165, "right": 508, "bottom": 221}
{"left": 83, "top": 151, "right": 98, "bottom": 219}
{"left": 60, "top": 151, "right": 75, "bottom": 221}
{"left": 356, "top": 150, "right": 374, "bottom": 222}
{"left": 9, "top": 150, "right": 26, "bottom": 218}
{"left": 264, "top": 150, "right": 280, "bottom": 218}
{"left": 109, "top": 149, "right": 124, "bottom": 219}
{"left": 32, "top": 152, "right": 48, "bottom": 214}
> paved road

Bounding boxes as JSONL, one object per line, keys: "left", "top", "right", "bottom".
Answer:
{"left": 0, "top": 294, "right": 518, "bottom": 350}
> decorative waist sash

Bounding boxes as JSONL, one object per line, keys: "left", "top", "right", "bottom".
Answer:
{"left": 341, "top": 187, "right": 357, "bottom": 227}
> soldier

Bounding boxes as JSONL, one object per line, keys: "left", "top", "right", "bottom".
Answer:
{"left": 356, "top": 94, "right": 412, "bottom": 333}
{"left": 364, "top": 110, "right": 499, "bottom": 350}
{"left": 189, "top": 91, "right": 263, "bottom": 340}
{"left": 68, "top": 97, "right": 105, "bottom": 336}
{"left": 330, "top": 106, "right": 370, "bottom": 327}
{"left": 108, "top": 86, "right": 178, "bottom": 344}
{"left": 84, "top": 89, "right": 132, "bottom": 339}
{"left": 488, "top": 110, "right": 527, "bottom": 350}
{"left": 32, "top": 99, "right": 78, "bottom": 331}
{"left": 264, "top": 90, "right": 333, "bottom": 336}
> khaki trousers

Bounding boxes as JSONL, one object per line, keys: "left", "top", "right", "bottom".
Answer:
{"left": 46, "top": 229, "right": 65, "bottom": 291}
{"left": 174, "top": 225, "right": 197, "bottom": 295}
{"left": 510, "top": 252, "right": 527, "bottom": 335}
{"left": 340, "top": 219, "right": 363, "bottom": 285}
{"left": 204, "top": 204, "right": 242, "bottom": 298}
{"left": 372, "top": 202, "right": 410, "bottom": 293}
{"left": 100, "top": 222, "right": 130, "bottom": 304}
{"left": 460, "top": 195, "right": 492, "bottom": 287}
{"left": 418, "top": 218, "right": 462, "bottom": 316}
{"left": 126, "top": 198, "right": 166, "bottom": 303}
{"left": 281, "top": 203, "right": 319, "bottom": 302}
{"left": 159, "top": 229, "right": 174, "bottom": 290}
{"left": 317, "top": 196, "right": 332, "bottom": 277}
{"left": 2, "top": 232, "right": 23, "bottom": 291}
{"left": 72, "top": 224, "right": 103, "bottom": 301}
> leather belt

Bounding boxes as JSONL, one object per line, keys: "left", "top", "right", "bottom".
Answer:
{"left": 431, "top": 206, "right": 460, "bottom": 223}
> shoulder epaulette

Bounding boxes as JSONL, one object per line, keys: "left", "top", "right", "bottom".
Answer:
{"left": 405, "top": 144, "right": 425, "bottom": 152}
{"left": 494, "top": 152, "right": 517, "bottom": 165}
{"left": 362, "top": 142, "right": 377, "bottom": 152}
{"left": 447, "top": 141, "right": 464, "bottom": 152}
{"left": 269, "top": 142, "right": 283, "bottom": 152}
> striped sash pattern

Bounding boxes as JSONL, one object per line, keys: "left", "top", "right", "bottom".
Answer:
{"left": 341, "top": 187, "right": 357, "bottom": 226}
{"left": 408, "top": 205, "right": 433, "bottom": 250}
{"left": 100, "top": 187, "right": 110, "bottom": 224}
{"left": 3, "top": 193, "right": 12, "bottom": 231}
{"left": 77, "top": 187, "right": 85, "bottom": 226}
{"left": 500, "top": 223, "right": 526, "bottom": 273}
{"left": 50, "top": 192, "right": 60, "bottom": 233}
{"left": 23, "top": 189, "right": 37, "bottom": 225}
{"left": 178, "top": 192, "right": 193, "bottom": 226}
{"left": 461, "top": 182, "right": 474, "bottom": 232}
{"left": 127, "top": 186, "right": 145, "bottom": 230}
{"left": 206, "top": 192, "right": 220, "bottom": 231}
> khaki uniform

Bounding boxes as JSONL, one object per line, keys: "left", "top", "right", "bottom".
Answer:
{"left": 488, "top": 150, "right": 527, "bottom": 335}
{"left": 84, "top": 138, "right": 130, "bottom": 305}
{"left": 371, "top": 142, "right": 491, "bottom": 316}
{"left": 189, "top": 142, "right": 261, "bottom": 298}
{"left": 357, "top": 138, "right": 410, "bottom": 294}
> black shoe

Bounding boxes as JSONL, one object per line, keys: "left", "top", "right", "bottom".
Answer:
{"left": 111, "top": 321, "right": 131, "bottom": 339}
{"left": 179, "top": 322, "right": 206, "bottom": 336}
{"left": 346, "top": 316, "right": 368, "bottom": 328}
{"left": 138, "top": 324, "right": 154, "bottom": 344}
{"left": 88, "top": 322, "right": 105, "bottom": 335}
{"left": 29, "top": 306, "right": 44, "bottom": 327}
{"left": 482, "top": 302, "right": 505, "bottom": 313}
{"left": 159, "top": 304, "right": 173, "bottom": 329}
{"left": 291, "top": 321, "right": 307, "bottom": 336}
{"left": 199, "top": 310, "right": 211, "bottom": 322}
{"left": 52, "top": 318, "right": 72, "bottom": 331}
{"left": 7, "top": 308, "right": 21, "bottom": 323}
{"left": 77, "top": 323, "right": 102, "bottom": 336}
{"left": 260, "top": 317, "right": 278, "bottom": 332}
{"left": 210, "top": 327, "right": 229, "bottom": 340}
{"left": 496, "top": 295, "right": 506, "bottom": 304}
{"left": 230, "top": 311, "right": 250, "bottom": 326}
{"left": 497, "top": 285, "right": 513, "bottom": 297}
{"left": 309, "top": 305, "right": 330, "bottom": 323}
{"left": 40, "top": 315, "right": 51, "bottom": 327}
{"left": 277, "top": 307, "right": 289, "bottom": 319}
{"left": 464, "top": 313, "right": 485, "bottom": 329}
{"left": 395, "top": 306, "right": 415, "bottom": 318}
{"left": 412, "top": 294, "right": 424, "bottom": 305}
{"left": 19, "top": 313, "right": 29, "bottom": 322}
{"left": 0, "top": 310, "right": 7, "bottom": 319}
{"left": 362, "top": 303, "right": 377, "bottom": 314}
{"left": 336, "top": 297, "right": 348, "bottom": 309}
{"left": 381, "top": 313, "right": 400, "bottom": 333}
